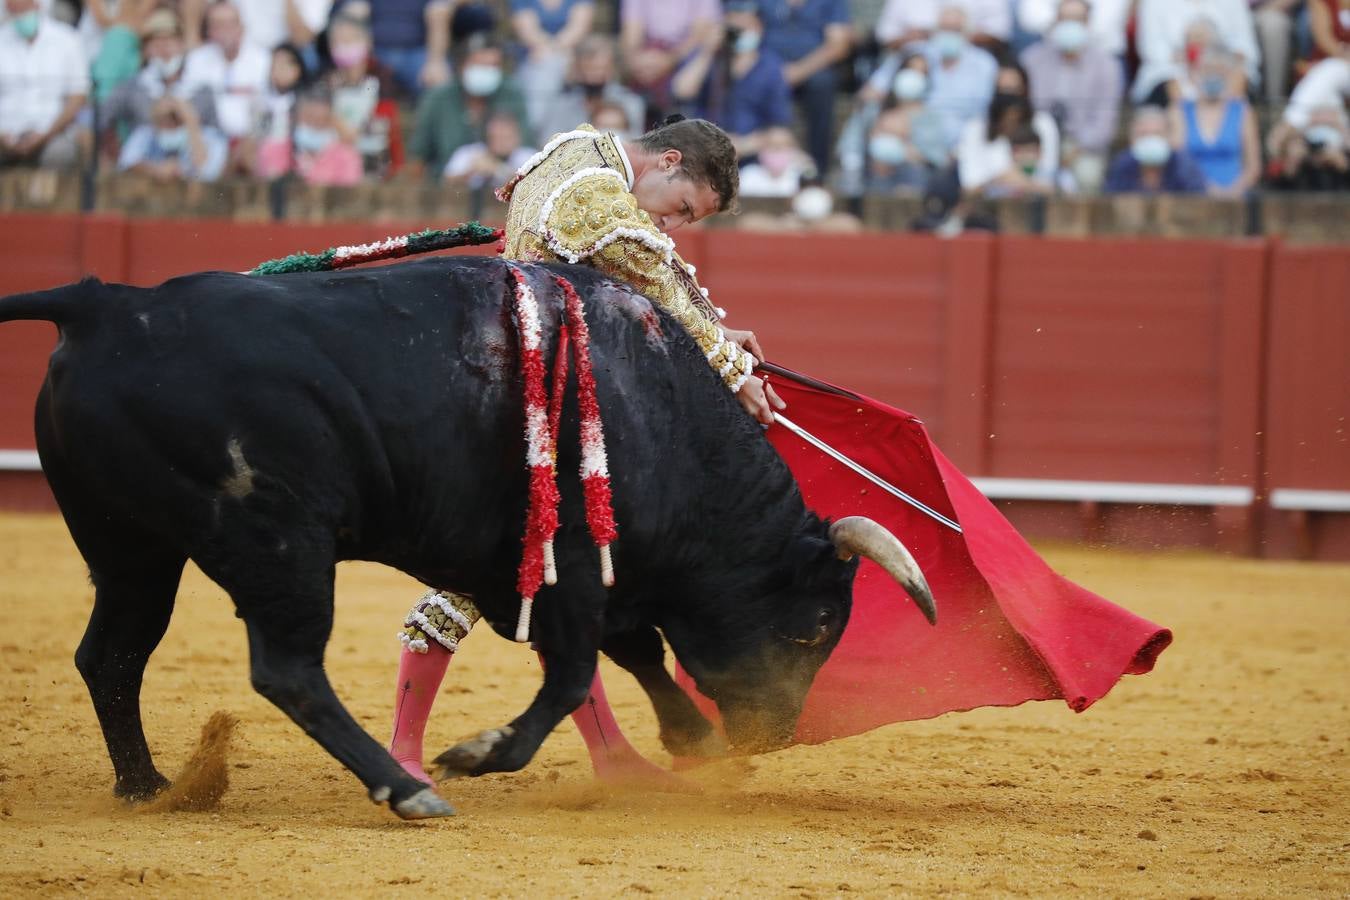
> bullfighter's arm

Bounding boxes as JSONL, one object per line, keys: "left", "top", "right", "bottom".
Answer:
{"left": 540, "top": 171, "right": 755, "bottom": 392}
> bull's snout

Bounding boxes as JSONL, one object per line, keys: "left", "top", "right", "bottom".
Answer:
{"left": 717, "top": 698, "right": 800, "bottom": 755}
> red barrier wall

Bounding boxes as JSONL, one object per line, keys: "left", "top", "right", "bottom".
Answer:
{"left": 1, "top": 213, "right": 1346, "bottom": 557}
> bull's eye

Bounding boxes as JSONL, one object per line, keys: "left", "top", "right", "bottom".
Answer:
{"left": 816, "top": 608, "right": 835, "bottom": 634}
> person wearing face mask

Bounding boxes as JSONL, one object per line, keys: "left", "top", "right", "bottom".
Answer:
{"left": 1131, "top": 0, "right": 1259, "bottom": 105}
{"left": 324, "top": 13, "right": 406, "bottom": 177}
{"left": 103, "top": 10, "right": 218, "bottom": 146}
{"left": 409, "top": 34, "right": 531, "bottom": 177}
{"left": 919, "top": 6, "right": 998, "bottom": 150}
{"left": 1168, "top": 49, "right": 1260, "bottom": 196}
{"left": 259, "top": 83, "right": 363, "bottom": 185}
{"left": 534, "top": 34, "right": 646, "bottom": 146}
{"left": 1104, "top": 105, "right": 1208, "bottom": 193}
{"left": 251, "top": 43, "right": 312, "bottom": 178}
{"left": 116, "top": 94, "right": 228, "bottom": 182}
{"left": 1266, "top": 105, "right": 1350, "bottom": 191}
{"left": 670, "top": 4, "right": 793, "bottom": 158}
{"left": 0, "top": 0, "right": 89, "bottom": 170}
{"left": 180, "top": 0, "right": 271, "bottom": 140}
{"left": 738, "top": 125, "right": 813, "bottom": 196}
{"left": 1020, "top": 0, "right": 1121, "bottom": 193}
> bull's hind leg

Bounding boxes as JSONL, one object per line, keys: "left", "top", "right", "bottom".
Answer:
{"left": 75, "top": 553, "right": 185, "bottom": 801}
{"left": 225, "top": 553, "right": 453, "bottom": 820}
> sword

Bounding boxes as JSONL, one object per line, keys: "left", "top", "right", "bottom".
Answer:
{"left": 760, "top": 363, "right": 962, "bottom": 534}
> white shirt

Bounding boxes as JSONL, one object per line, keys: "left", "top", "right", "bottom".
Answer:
{"left": 0, "top": 16, "right": 89, "bottom": 140}
{"left": 1282, "top": 58, "right": 1350, "bottom": 129}
{"left": 233, "top": 0, "right": 333, "bottom": 53}
{"left": 876, "top": 0, "right": 1012, "bottom": 43}
{"left": 1015, "top": 0, "right": 1133, "bottom": 56}
{"left": 737, "top": 163, "right": 805, "bottom": 197}
{"left": 182, "top": 41, "right": 271, "bottom": 138}
{"left": 1131, "top": 0, "right": 1260, "bottom": 102}
{"left": 955, "top": 110, "right": 1061, "bottom": 190}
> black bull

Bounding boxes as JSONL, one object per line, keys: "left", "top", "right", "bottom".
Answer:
{"left": 0, "top": 256, "right": 934, "bottom": 818}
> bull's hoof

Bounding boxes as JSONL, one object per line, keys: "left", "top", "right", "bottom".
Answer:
{"left": 114, "top": 771, "right": 171, "bottom": 804}
{"left": 429, "top": 726, "right": 515, "bottom": 779}
{"left": 393, "top": 787, "right": 456, "bottom": 820}
{"left": 660, "top": 727, "right": 728, "bottom": 759}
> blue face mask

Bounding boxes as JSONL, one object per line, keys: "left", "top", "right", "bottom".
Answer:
{"left": 156, "top": 127, "right": 187, "bottom": 153}
{"left": 893, "top": 68, "right": 927, "bottom": 102}
{"left": 734, "top": 29, "right": 761, "bottom": 54}
{"left": 11, "top": 10, "right": 40, "bottom": 40}
{"left": 1131, "top": 134, "right": 1172, "bottom": 167}
{"left": 868, "top": 133, "right": 908, "bottom": 165}
{"left": 294, "top": 124, "right": 337, "bottom": 153}
{"left": 1050, "top": 20, "right": 1088, "bottom": 54}
{"left": 1200, "top": 74, "right": 1226, "bottom": 100}
{"left": 932, "top": 30, "right": 965, "bottom": 60}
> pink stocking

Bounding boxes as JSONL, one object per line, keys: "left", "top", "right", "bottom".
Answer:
{"left": 389, "top": 643, "right": 452, "bottom": 784}
{"left": 556, "top": 657, "right": 695, "bottom": 792}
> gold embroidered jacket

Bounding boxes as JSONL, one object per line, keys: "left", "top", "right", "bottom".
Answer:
{"left": 496, "top": 125, "right": 754, "bottom": 391}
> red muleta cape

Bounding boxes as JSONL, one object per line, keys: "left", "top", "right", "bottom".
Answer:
{"left": 677, "top": 372, "right": 1172, "bottom": 745}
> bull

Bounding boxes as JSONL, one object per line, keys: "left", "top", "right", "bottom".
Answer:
{"left": 0, "top": 256, "right": 934, "bottom": 818}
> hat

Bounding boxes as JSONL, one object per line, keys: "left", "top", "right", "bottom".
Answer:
{"left": 141, "top": 8, "right": 181, "bottom": 40}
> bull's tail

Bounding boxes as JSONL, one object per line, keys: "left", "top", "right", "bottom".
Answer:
{"left": 0, "top": 278, "right": 95, "bottom": 326}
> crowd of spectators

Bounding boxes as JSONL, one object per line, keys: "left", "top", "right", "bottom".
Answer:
{"left": 0, "top": 0, "right": 1346, "bottom": 221}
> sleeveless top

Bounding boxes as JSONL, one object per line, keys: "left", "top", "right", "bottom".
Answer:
{"left": 1182, "top": 99, "right": 1243, "bottom": 190}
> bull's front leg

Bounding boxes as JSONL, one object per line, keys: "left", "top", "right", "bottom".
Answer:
{"left": 603, "top": 627, "right": 727, "bottom": 759}
{"left": 430, "top": 591, "right": 600, "bottom": 779}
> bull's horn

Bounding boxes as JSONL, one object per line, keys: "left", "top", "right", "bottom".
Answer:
{"left": 829, "top": 517, "right": 937, "bottom": 625}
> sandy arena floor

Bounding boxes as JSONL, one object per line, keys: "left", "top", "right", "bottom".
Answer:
{"left": 0, "top": 511, "right": 1346, "bottom": 897}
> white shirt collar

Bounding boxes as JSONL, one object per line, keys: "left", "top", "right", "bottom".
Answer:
{"left": 610, "top": 133, "right": 635, "bottom": 189}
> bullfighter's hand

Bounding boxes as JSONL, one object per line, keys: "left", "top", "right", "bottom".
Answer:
{"left": 722, "top": 327, "right": 764, "bottom": 363}
{"left": 738, "top": 375, "right": 786, "bottom": 426}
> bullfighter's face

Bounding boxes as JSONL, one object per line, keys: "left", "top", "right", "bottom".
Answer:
{"left": 631, "top": 152, "right": 722, "bottom": 234}
{"left": 661, "top": 537, "right": 858, "bottom": 754}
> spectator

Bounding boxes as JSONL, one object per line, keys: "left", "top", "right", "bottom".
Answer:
{"left": 619, "top": 0, "right": 723, "bottom": 126}
{"left": 671, "top": 4, "right": 793, "bottom": 155}
{"left": 325, "top": 13, "right": 406, "bottom": 176}
{"left": 752, "top": 0, "right": 854, "bottom": 174}
{"left": 183, "top": 0, "right": 334, "bottom": 56}
{"left": 1309, "top": 0, "right": 1350, "bottom": 62}
{"left": 1014, "top": 0, "right": 1130, "bottom": 57}
{"left": 956, "top": 87, "right": 1066, "bottom": 198}
{"left": 0, "top": 0, "right": 89, "bottom": 170}
{"left": 81, "top": 0, "right": 156, "bottom": 102}
{"left": 510, "top": 0, "right": 595, "bottom": 129}
{"left": 589, "top": 98, "right": 636, "bottom": 136}
{"left": 1020, "top": 0, "right": 1122, "bottom": 192}
{"left": 841, "top": 53, "right": 948, "bottom": 194}
{"left": 442, "top": 108, "right": 534, "bottom": 188}
{"left": 246, "top": 43, "right": 311, "bottom": 176}
{"left": 409, "top": 34, "right": 531, "bottom": 176}
{"left": 103, "top": 9, "right": 218, "bottom": 145}
{"left": 1250, "top": 0, "right": 1301, "bottom": 104}
{"left": 330, "top": 0, "right": 494, "bottom": 97}
{"left": 1132, "top": 0, "right": 1260, "bottom": 104}
{"left": 1169, "top": 49, "right": 1261, "bottom": 195}
{"left": 738, "top": 125, "right": 815, "bottom": 195}
{"left": 257, "top": 83, "right": 363, "bottom": 184}
{"left": 535, "top": 34, "right": 646, "bottom": 143}
{"left": 117, "top": 94, "right": 228, "bottom": 181}
{"left": 1266, "top": 104, "right": 1350, "bottom": 189}
{"left": 1280, "top": 57, "right": 1350, "bottom": 130}
{"left": 919, "top": 6, "right": 998, "bottom": 150}
{"left": 877, "top": 0, "right": 1012, "bottom": 51}
{"left": 182, "top": 0, "right": 271, "bottom": 139}
{"left": 1104, "top": 106, "right": 1209, "bottom": 192}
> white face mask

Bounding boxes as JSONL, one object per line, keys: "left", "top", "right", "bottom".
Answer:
{"left": 1304, "top": 124, "right": 1344, "bottom": 150}
{"left": 792, "top": 186, "right": 833, "bottom": 221}
{"left": 1131, "top": 133, "right": 1171, "bottom": 167}
{"left": 150, "top": 54, "right": 184, "bottom": 81}
{"left": 893, "top": 68, "right": 927, "bottom": 102}
{"left": 461, "top": 64, "right": 503, "bottom": 97}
